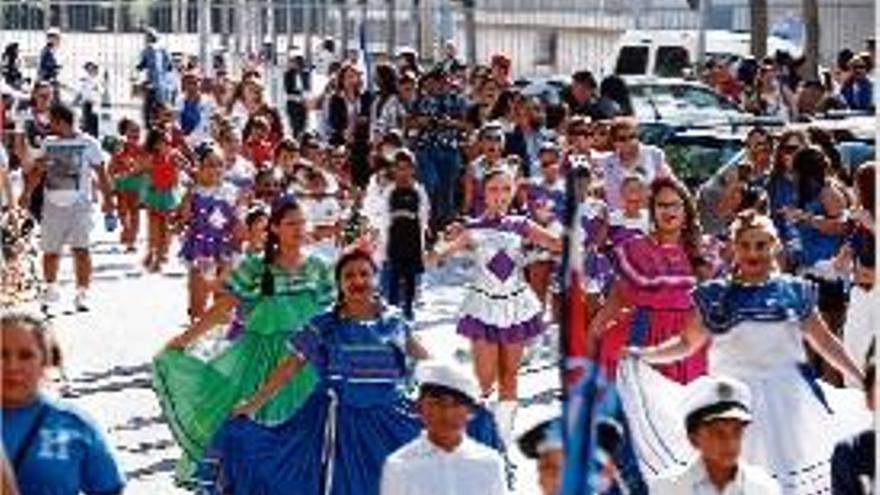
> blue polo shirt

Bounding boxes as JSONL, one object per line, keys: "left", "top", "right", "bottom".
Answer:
{"left": 2, "top": 395, "right": 125, "bottom": 495}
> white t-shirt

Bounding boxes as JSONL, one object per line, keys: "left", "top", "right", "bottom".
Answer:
{"left": 601, "top": 144, "right": 671, "bottom": 211}
{"left": 381, "top": 434, "right": 506, "bottom": 495}
{"left": 40, "top": 133, "right": 105, "bottom": 207}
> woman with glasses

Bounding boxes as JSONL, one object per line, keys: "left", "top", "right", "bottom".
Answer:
{"left": 600, "top": 118, "right": 673, "bottom": 212}
{"left": 589, "top": 177, "right": 707, "bottom": 384}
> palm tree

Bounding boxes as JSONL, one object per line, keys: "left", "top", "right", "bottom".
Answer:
{"left": 802, "top": 0, "right": 820, "bottom": 79}
{"left": 749, "top": 0, "right": 768, "bottom": 59}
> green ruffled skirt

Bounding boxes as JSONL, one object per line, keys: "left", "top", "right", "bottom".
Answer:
{"left": 143, "top": 187, "right": 179, "bottom": 211}
{"left": 152, "top": 296, "right": 323, "bottom": 484}
{"left": 113, "top": 174, "right": 146, "bottom": 193}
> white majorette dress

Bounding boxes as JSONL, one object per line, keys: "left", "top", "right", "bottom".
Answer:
{"left": 456, "top": 215, "right": 544, "bottom": 344}
{"left": 617, "top": 274, "right": 870, "bottom": 494}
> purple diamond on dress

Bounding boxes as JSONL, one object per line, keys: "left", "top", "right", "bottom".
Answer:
{"left": 487, "top": 251, "right": 515, "bottom": 281}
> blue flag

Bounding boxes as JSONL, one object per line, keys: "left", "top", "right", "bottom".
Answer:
{"left": 561, "top": 363, "right": 647, "bottom": 495}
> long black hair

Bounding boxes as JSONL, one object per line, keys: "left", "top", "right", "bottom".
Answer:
{"left": 260, "top": 197, "right": 302, "bottom": 296}
{"left": 792, "top": 146, "right": 829, "bottom": 208}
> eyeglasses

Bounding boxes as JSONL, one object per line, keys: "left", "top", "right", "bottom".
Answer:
{"left": 655, "top": 200, "right": 684, "bottom": 211}
{"left": 614, "top": 133, "right": 638, "bottom": 142}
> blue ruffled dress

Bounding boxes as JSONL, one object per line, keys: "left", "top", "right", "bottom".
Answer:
{"left": 207, "top": 308, "right": 502, "bottom": 495}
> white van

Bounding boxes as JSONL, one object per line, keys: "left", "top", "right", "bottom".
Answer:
{"left": 609, "top": 30, "right": 801, "bottom": 78}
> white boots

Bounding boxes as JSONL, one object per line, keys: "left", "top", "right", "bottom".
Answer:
{"left": 494, "top": 400, "right": 518, "bottom": 447}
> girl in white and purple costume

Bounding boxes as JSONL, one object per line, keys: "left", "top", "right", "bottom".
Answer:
{"left": 431, "top": 164, "right": 561, "bottom": 446}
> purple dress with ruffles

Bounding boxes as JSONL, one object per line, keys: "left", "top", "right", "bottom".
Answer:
{"left": 179, "top": 186, "right": 239, "bottom": 268}
{"left": 456, "top": 215, "right": 545, "bottom": 344}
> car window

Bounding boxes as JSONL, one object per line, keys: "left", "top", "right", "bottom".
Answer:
{"left": 674, "top": 86, "right": 724, "bottom": 109}
{"left": 655, "top": 46, "right": 690, "bottom": 78}
{"left": 616, "top": 46, "right": 649, "bottom": 75}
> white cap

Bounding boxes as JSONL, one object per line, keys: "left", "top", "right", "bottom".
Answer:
{"left": 46, "top": 27, "right": 61, "bottom": 36}
{"left": 416, "top": 359, "right": 479, "bottom": 404}
{"left": 684, "top": 375, "right": 753, "bottom": 432}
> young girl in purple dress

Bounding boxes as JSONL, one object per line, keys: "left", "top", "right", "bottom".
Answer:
{"left": 178, "top": 144, "right": 241, "bottom": 320}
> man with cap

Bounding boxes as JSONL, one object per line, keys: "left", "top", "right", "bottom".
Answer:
{"left": 380, "top": 360, "right": 506, "bottom": 495}
{"left": 650, "top": 375, "right": 780, "bottom": 495}
{"left": 518, "top": 414, "right": 564, "bottom": 495}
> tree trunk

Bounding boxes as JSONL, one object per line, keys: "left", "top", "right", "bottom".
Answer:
{"left": 749, "top": 0, "right": 768, "bottom": 59}
{"left": 802, "top": 0, "right": 820, "bottom": 80}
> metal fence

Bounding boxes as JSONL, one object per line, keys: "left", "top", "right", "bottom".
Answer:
{"left": 1, "top": 0, "right": 874, "bottom": 111}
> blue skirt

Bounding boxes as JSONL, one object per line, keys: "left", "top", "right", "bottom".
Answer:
{"left": 207, "top": 386, "right": 502, "bottom": 495}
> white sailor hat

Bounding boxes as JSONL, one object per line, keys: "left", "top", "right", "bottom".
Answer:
{"left": 416, "top": 360, "right": 480, "bottom": 405}
{"left": 684, "top": 375, "right": 753, "bottom": 432}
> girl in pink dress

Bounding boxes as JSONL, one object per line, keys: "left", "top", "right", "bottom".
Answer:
{"left": 589, "top": 177, "right": 707, "bottom": 384}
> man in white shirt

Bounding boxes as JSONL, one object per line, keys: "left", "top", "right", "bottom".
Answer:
{"left": 21, "top": 102, "right": 114, "bottom": 313}
{"left": 650, "top": 376, "right": 780, "bottom": 495}
{"left": 380, "top": 361, "right": 507, "bottom": 495}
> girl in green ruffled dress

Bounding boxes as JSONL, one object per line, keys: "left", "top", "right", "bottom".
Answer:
{"left": 142, "top": 128, "right": 185, "bottom": 272}
{"left": 153, "top": 197, "right": 334, "bottom": 485}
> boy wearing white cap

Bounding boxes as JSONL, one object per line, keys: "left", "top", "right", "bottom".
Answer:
{"left": 517, "top": 415, "right": 563, "bottom": 495}
{"left": 380, "top": 361, "right": 506, "bottom": 495}
{"left": 650, "top": 376, "right": 780, "bottom": 495}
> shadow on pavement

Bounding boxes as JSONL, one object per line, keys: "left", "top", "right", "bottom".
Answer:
{"left": 112, "top": 414, "right": 167, "bottom": 432}
{"left": 125, "top": 457, "right": 178, "bottom": 481}
{"left": 73, "top": 363, "right": 152, "bottom": 384}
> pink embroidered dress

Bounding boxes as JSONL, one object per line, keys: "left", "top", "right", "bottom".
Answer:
{"left": 598, "top": 233, "right": 707, "bottom": 384}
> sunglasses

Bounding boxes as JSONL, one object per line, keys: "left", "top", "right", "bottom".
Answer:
{"left": 779, "top": 143, "right": 801, "bottom": 154}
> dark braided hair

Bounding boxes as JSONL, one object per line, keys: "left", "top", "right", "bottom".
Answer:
{"left": 260, "top": 197, "right": 302, "bottom": 297}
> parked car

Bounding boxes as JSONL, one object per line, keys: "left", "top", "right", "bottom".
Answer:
{"left": 625, "top": 76, "right": 778, "bottom": 128}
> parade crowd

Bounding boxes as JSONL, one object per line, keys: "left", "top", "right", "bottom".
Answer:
{"left": 0, "top": 25, "right": 877, "bottom": 495}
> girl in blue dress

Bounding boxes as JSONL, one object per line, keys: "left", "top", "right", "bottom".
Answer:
{"left": 206, "top": 249, "right": 502, "bottom": 495}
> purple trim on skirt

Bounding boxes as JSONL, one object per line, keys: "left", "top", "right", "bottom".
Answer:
{"left": 457, "top": 313, "right": 545, "bottom": 343}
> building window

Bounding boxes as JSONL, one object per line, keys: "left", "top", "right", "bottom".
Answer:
{"left": 535, "top": 29, "right": 558, "bottom": 66}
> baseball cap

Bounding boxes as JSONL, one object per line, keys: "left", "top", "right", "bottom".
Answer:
{"left": 517, "top": 408, "right": 563, "bottom": 459}
{"left": 684, "top": 376, "right": 753, "bottom": 433}
{"left": 417, "top": 360, "right": 480, "bottom": 406}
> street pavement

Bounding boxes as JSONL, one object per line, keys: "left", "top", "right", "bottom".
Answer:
{"left": 15, "top": 211, "right": 559, "bottom": 494}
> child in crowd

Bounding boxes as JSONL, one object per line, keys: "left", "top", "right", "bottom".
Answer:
{"left": 380, "top": 149, "right": 430, "bottom": 320}
{"left": 107, "top": 118, "right": 146, "bottom": 252}
{"left": 178, "top": 144, "right": 240, "bottom": 320}
{"left": 143, "top": 128, "right": 187, "bottom": 272}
